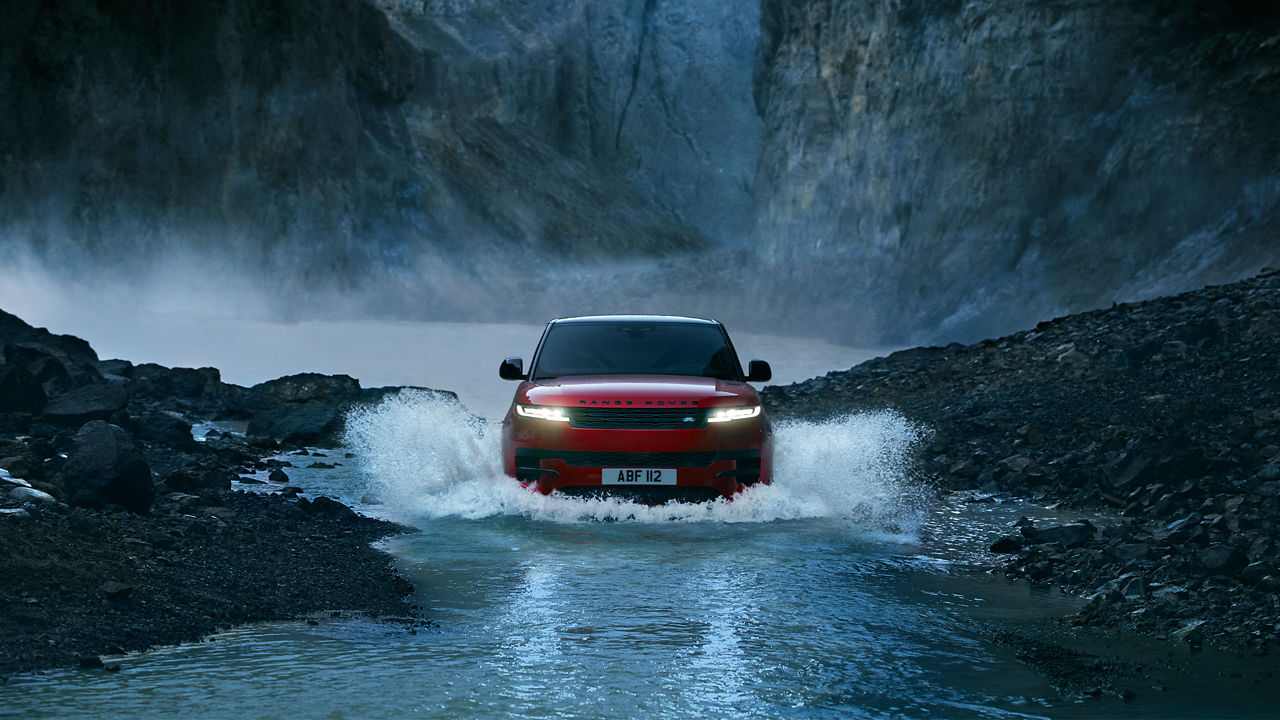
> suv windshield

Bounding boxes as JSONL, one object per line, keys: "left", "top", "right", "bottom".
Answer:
{"left": 532, "top": 322, "right": 743, "bottom": 380}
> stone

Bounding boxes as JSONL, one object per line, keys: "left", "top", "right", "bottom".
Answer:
{"left": 989, "top": 536, "right": 1023, "bottom": 553}
{"left": 134, "top": 412, "right": 197, "bottom": 450}
{"left": 0, "top": 364, "right": 47, "bottom": 414}
{"left": 8, "top": 486, "right": 56, "bottom": 504}
{"left": 1198, "top": 544, "right": 1247, "bottom": 576}
{"left": 268, "top": 468, "right": 289, "bottom": 484}
{"left": 1020, "top": 522, "right": 1096, "bottom": 548}
{"left": 99, "top": 581, "right": 133, "bottom": 601}
{"left": 63, "top": 421, "right": 153, "bottom": 514}
{"left": 42, "top": 384, "right": 130, "bottom": 425}
{"left": 1170, "top": 620, "right": 1207, "bottom": 644}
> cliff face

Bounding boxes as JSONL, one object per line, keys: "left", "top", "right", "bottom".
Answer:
{"left": 751, "top": 0, "right": 1280, "bottom": 342}
{"left": 2, "top": 0, "right": 1278, "bottom": 339}
{"left": 0, "top": 0, "right": 755, "bottom": 319}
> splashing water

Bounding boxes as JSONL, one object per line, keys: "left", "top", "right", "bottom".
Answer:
{"left": 343, "top": 390, "right": 929, "bottom": 530}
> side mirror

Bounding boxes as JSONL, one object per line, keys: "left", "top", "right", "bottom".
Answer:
{"left": 746, "top": 359, "right": 772, "bottom": 383}
{"left": 499, "top": 357, "right": 526, "bottom": 380}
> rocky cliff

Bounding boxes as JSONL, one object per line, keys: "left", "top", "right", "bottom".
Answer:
{"left": 2, "top": 0, "right": 1278, "bottom": 340}
{"left": 751, "top": 0, "right": 1280, "bottom": 342}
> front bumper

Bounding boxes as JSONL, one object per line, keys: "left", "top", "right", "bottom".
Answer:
{"left": 502, "top": 420, "right": 772, "bottom": 502}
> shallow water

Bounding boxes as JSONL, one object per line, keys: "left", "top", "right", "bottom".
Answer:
{"left": 5, "top": 395, "right": 1279, "bottom": 719}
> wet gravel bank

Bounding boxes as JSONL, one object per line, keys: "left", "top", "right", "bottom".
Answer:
{"left": 764, "top": 269, "right": 1280, "bottom": 651}
{"left": 0, "top": 309, "right": 425, "bottom": 679}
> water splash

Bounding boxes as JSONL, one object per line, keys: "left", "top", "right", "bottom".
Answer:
{"left": 343, "top": 390, "right": 929, "bottom": 530}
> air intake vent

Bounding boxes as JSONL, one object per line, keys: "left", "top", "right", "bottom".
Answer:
{"left": 570, "top": 407, "right": 709, "bottom": 429}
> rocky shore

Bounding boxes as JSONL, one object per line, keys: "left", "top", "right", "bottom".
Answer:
{"left": 764, "top": 269, "right": 1280, "bottom": 651}
{"left": 0, "top": 309, "right": 438, "bottom": 679}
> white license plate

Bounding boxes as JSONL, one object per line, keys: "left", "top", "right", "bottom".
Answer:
{"left": 603, "top": 468, "right": 677, "bottom": 485}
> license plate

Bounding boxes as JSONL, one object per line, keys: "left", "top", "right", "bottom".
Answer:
{"left": 603, "top": 468, "right": 677, "bottom": 485}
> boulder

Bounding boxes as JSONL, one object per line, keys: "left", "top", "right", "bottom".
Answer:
{"left": 251, "top": 374, "right": 361, "bottom": 404}
{"left": 63, "top": 421, "right": 153, "bottom": 514}
{"left": 1198, "top": 544, "right": 1247, "bottom": 576}
{"left": 1020, "top": 521, "right": 1096, "bottom": 548}
{"left": 268, "top": 468, "right": 290, "bottom": 484}
{"left": 0, "top": 363, "right": 47, "bottom": 414}
{"left": 42, "top": 384, "right": 130, "bottom": 425}
{"left": 247, "top": 405, "right": 345, "bottom": 446}
{"left": 989, "top": 535, "right": 1023, "bottom": 553}
{"left": 134, "top": 412, "right": 197, "bottom": 450}
{"left": 8, "top": 486, "right": 56, "bottom": 504}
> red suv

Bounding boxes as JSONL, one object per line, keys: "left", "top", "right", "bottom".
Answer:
{"left": 500, "top": 315, "right": 773, "bottom": 503}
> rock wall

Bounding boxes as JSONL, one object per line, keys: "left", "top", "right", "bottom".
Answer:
{"left": 751, "top": 0, "right": 1280, "bottom": 342}
{"left": 0, "top": 0, "right": 748, "bottom": 319}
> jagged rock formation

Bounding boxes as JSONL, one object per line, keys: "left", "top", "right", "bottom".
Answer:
{"left": 2, "top": 0, "right": 1278, "bottom": 340}
{"left": 751, "top": 0, "right": 1280, "bottom": 342}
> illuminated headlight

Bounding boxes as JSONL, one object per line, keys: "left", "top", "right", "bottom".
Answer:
{"left": 706, "top": 405, "right": 762, "bottom": 423}
{"left": 515, "top": 404, "right": 571, "bottom": 422}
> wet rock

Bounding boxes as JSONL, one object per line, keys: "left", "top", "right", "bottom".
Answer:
{"left": 306, "top": 462, "right": 336, "bottom": 470}
{"left": 42, "top": 384, "right": 130, "bottom": 425}
{"left": 1197, "top": 544, "right": 1247, "bottom": 576}
{"left": 1113, "top": 543, "right": 1150, "bottom": 561}
{"left": 134, "top": 412, "right": 197, "bottom": 450}
{"left": 99, "top": 581, "right": 133, "bottom": 601}
{"left": 990, "top": 535, "right": 1023, "bottom": 553}
{"left": 8, "top": 486, "right": 56, "bottom": 504}
{"left": 63, "top": 421, "right": 153, "bottom": 514}
{"left": 1021, "top": 522, "right": 1096, "bottom": 548}
{"left": 268, "top": 468, "right": 289, "bottom": 484}
{"left": 305, "top": 495, "right": 357, "bottom": 521}
{"left": 0, "top": 455, "right": 33, "bottom": 478}
{"left": 0, "top": 469, "right": 31, "bottom": 488}
{"left": 1170, "top": 620, "right": 1207, "bottom": 645}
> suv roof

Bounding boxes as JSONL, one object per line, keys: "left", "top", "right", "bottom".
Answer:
{"left": 551, "top": 314, "right": 719, "bottom": 325}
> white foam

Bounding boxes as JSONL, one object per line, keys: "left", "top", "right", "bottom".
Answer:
{"left": 343, "top": 390, "right": 928, "bottom": 530}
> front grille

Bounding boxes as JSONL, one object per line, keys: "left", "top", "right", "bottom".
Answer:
{"left": 556, "top": 451, "right": 718, "bottom": 468}
{"left": 570, "top": 407, "right": 709, "bottom": 429}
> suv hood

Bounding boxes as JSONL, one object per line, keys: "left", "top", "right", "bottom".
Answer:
{"left": 519, "top": 375, "right": 760, "bottom": 408}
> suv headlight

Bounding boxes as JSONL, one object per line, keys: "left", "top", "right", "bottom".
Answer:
{"left": 707, "top": 405, "right": 761, "bottom": 423}
{"left": 515, "top": 404, "right": 571, "bottom": 422}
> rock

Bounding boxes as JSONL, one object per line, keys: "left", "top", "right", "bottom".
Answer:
{"left": 999, "top": 454, "right": 1036, "bottom": 475}
{"left": 0, "top": 469, "right": 31, "bottom": 488}
{"left": 162, "top": 468, "right": 232, "bottom": 494}
{"left": 268, "top": 468, "right": 289, "bottom": 484}
{"left": 0, "top": 507, "right": 30, "bottom": 518}
{"left": 8, "top": 486, "right": 56, "bottom": 504}
{"left": 63, "top": 421, "right": 154, "bottom": 514}
{"left": 251, "top": 374, "right": 361, "bottom": 404}
{"left": 307, "top": 462, "right": 336, "bottom": 470}
{"left": 1170, "top": 620, "right": 1207, "bottom": 644}
{"left": 165, "top": 492, "right": 202, "bottom": 509}
{"left": 305, "top": 495, "right": 357, "bottom": 521}
{"left": 1198, "top": 544, "right": 1247, "bottom": 576}
{"left": 77, "top": 655, "right": 105, "bottom": 668}
{"left": 0, "top": 363, "right": 47, "bottom": 414}
{"left": 948, "top": 458, "right": 979, "bottom": 478}
{"left": 99, "top": 581, "right": 133, "bottom": 601}
{"left": 134, "top": 412, "right": 197, "bottom": 450}
{"left": 0, "top": 455, "right": 33, "bottom": 477}
{"left": 42, "top": 384, "right": 130, "bottom": 425}
{"left": 1259, "top": 464, "right": 1280, "bottom": 482}
{"left": 1020, "top": 521, "right": 1096, "bottom": 548}
{"left": 1113, "top": 543, "right": 1150, "bottom": 561}
{"left": 989, "top": 535, "right": 1023, "bottom": 553}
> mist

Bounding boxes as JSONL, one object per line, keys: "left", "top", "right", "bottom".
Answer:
{"left": 2, "top": 0, "right": 1278, "bottom": 354}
